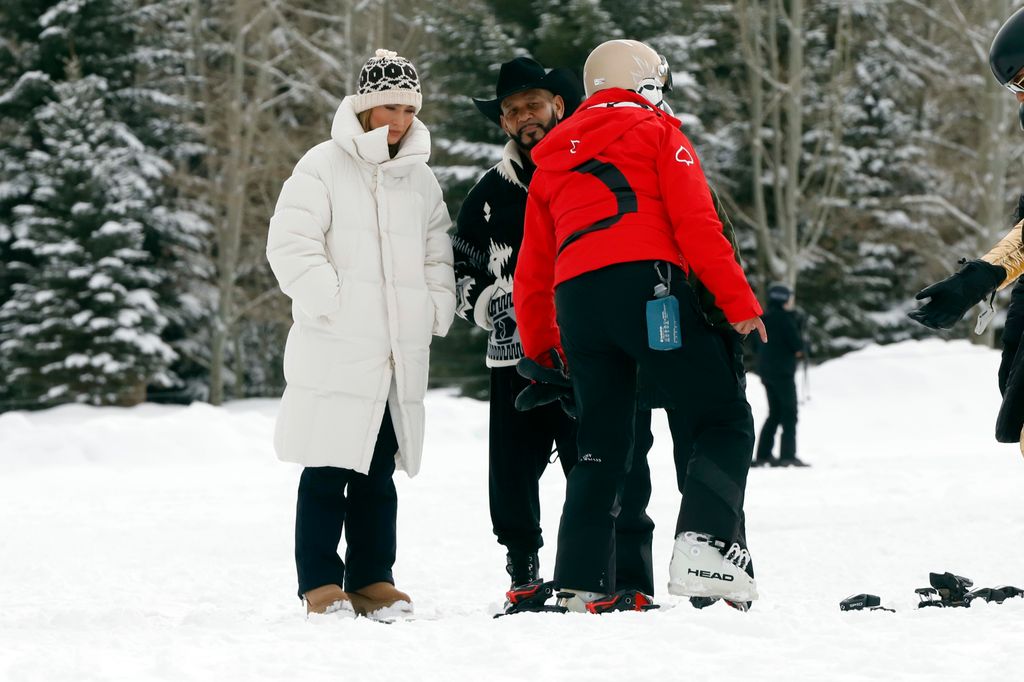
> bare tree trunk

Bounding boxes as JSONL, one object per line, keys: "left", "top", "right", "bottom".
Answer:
{"left": 738, "top": 0, "right": 774, "bottom": 293}
{"left": 977, "top": 0, "right": 1014, "bottom": 254}
{"left": 736, "top": 0, "right": 851, "bottom": 297}
{"left": 782, "top": 0, "right": 804, "bottom": 288}
{"left": 342, "top": 0, "right": 356, "bottom": 95}
{"left": 211, "top": 0, "right": 254, "bottom": 405}
{"left": 974, "top": 0, "right": 1014, "bottom": 345}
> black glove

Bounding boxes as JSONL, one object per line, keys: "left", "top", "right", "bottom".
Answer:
{"left": 514, "top": 350, "right": 577, "bottom": 418}
{"left": 908, "top": 260, "right": 1006, "bottom": 330}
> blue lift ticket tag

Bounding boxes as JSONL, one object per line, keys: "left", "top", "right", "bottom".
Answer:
{"left": 646, "top": 295, "right": 681, "bottom": 350}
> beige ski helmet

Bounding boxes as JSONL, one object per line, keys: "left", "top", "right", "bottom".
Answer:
{"left": 583, "top": 39, "right": 672, "bottom": 104}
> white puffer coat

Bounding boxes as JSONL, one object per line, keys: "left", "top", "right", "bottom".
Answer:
{"left": 266, "top": 96, "right": 456, "bottom": 477}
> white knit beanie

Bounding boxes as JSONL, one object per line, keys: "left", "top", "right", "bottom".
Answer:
{"left": 351, "top": 49, "right": 422, "bottom": 114}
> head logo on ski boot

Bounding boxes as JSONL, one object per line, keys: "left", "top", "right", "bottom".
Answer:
{"left": 668, "top": 532, "right": 758, "bottom": 603}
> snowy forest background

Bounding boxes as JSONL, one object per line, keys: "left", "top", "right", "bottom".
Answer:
{"left": 2, "top": 0, "right": 1023, "bottom": 411}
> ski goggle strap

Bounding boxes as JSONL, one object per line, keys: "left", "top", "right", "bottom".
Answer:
{"left": 658, "top": 54, "right": 673, "bottom": 93}
{"left": 1005, "top": 67, "right": 1024, "bottom": 93}
{"left": 996, "top": 67, "right": 1024, "bottom": 131}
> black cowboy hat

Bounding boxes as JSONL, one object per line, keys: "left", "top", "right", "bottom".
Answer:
{"left": 473, "top": 56, "right": 584, "bottom": 127}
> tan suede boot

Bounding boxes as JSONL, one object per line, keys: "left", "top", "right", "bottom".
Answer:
{"left": 348, "top": 582, "right": 413, "bottom": 617}
{"left": 304, "top": 584, "right": 354, "bottom": 616}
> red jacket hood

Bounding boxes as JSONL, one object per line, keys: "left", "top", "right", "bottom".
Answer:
{"left": 532, "top": 89, "right": 682, "bottom": 171}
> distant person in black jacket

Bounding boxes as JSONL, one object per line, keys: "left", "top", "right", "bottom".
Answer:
{"left": 752, "top": 284, "right": 807, "bottom": 467}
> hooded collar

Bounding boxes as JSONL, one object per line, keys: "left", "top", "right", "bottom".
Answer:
{"left": 331, "top": 96, "right": 431, "bottom": 171}
{"left": 531, "top": 88, "right": 680, "bottom": 171}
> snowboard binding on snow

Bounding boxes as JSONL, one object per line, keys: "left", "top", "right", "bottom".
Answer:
{"left": 916, "top": 572, "right": 974, "bottom": 608}
{"left": 495, "top": 580, "right": 565, "bottom": 617}
{"left": 964, "top": 585, "right": 1023, "bottom": 605}
{"left": 840, "top": 571, "right": 1024, "bottom": 612}
{"left": 839, "top": 593, "right": 894, "bottom": 613}
{"left": 570, "top": 589, "right": 659, "bottom": 614}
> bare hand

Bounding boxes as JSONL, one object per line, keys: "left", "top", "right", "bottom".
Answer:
{"left": 732, "top": 317, "right": 767, "bottom": 343}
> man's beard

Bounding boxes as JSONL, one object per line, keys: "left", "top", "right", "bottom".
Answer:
{"left": 514, "top": 115, "right": 559, "bottom": 150}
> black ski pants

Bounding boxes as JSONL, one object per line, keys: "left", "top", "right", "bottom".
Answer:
{"left": 294, "top": 405, "right": 399, "bottom": 598}
{"left": 666, "top": 407, "right": 753, "bottom": 575}
{"left": 640, "top": 328, "right": 755, "bottom": 546}
{"left": 553, "top": 261, "right": 754, "bottom": 594}
{"left": 756, "top": 374, "right": 798, "bottom": 461}
{"left": 615, "top": 409, "right": 656, "bottom": 595}
{"left": 489, "top": 365, "right": 656, "bottom": 594}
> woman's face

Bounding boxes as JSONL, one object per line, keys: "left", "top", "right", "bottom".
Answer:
{"left": 368, "top": 104, "right": 416, "bottom": 145}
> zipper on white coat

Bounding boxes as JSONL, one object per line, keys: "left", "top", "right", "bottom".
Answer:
{"left": 374, "top": 166, "right": 403, "bottom": 398}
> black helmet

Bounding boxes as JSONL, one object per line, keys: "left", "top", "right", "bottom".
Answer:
{"left": 990, "top": 7, "right": 1024, "bottom": 87}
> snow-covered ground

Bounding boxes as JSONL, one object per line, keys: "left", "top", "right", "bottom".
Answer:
{"left": 2, "top": 339, "right": 1023, "bottom": 681}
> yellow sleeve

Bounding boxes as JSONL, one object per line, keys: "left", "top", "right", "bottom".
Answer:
{"left": 981, "top": 220, "right": 1024, "bottom": 290}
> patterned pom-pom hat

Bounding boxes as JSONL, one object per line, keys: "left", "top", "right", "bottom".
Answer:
{"left": 351, "top": 49, "right": 422, "bottom": 114}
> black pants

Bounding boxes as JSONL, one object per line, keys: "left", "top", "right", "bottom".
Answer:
{"left": 756, "top": 375, "right": 798, "bottom": 461}
{"left": 640, "top": 326, "right": 754, "bottom": 546}
{"left": 666, "top": 407, "right": 752, "bottom": 575}
{"left": 615, "top": 409, "right": 655, "bottom": 595}
{"left": 553, "top": 261, "right": 754, "bottom": 593}
{"left": 489, "top": 366, "right": 656, "bottom": 594}
{"left": 294, "top": 406, "right": 399, "bottom": 598}
{"left": 489, "top": 366, "right": 576, "bottom": 555}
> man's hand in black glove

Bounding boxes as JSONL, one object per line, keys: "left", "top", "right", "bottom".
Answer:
{"left": 908, "top": 260, "right": 1006, "bottom": 330}
{"left": 515, "top": 349, "right": 577, "bottom": 418}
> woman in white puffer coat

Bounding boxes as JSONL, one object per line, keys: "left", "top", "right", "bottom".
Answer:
{"left": 266, "top": 49, "right": 455, "bottom": 619}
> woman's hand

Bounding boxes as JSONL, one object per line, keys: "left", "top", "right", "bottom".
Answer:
{"left": 732, "top": 317, "right": 767, "bottom": 343}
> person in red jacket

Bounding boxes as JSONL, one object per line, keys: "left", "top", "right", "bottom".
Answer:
{"left": 513, "top": 39, "right": 765, "bottom": 612}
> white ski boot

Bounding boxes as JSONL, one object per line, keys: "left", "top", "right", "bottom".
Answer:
{"left": 667, "top": 532, "right": 758, "bottom": 602}
{"left": 555, "top": 589, "right": 607, "bottom": 613}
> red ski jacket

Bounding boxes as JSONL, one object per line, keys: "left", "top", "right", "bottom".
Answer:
{"left": 513, "top": 88, "right": 762, "bottom": 363}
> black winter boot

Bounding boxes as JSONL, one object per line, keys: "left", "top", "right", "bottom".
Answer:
{"left": 506, "top": 551, "right": 540, "bottom": 588}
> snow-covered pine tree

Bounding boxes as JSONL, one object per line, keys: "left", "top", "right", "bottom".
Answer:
{"left": 420, "top": 0, "right": 519, "bottom": 197}
{"left": 0, "top": 0, "right": 207, "bottom": 408}
{"left": 0, "top": 3, "right": 55, "bottom": 408}
{"left": 530, "top": 0, "right": 621, "bottom": 72}
{"left": 0, "top": 73, "right": 174, "bottom": 406}
{"left": 127, "top": 1, "right": 213, "bottom": 402}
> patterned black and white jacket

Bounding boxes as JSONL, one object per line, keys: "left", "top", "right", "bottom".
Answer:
{"left": 452, "top": 140, "right": 533, "bottom": 368}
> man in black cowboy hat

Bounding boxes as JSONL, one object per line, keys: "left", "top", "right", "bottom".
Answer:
{"left": 453, "top": 57, "right": 658, "bottom": 610}
{"left": 452, "top": 56, "right": 578, "bottom": 594}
